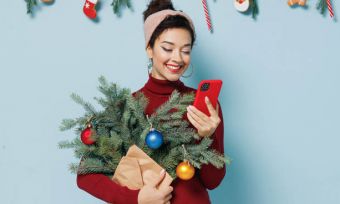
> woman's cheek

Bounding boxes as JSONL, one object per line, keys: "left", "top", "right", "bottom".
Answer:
{"left": 184, "top": 55, "right": 191, "bottom": 65}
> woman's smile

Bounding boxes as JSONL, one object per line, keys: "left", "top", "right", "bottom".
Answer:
{"left": 165, "top": 63, "right": 183, "bottom": 73}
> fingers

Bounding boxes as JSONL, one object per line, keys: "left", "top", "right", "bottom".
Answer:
{"left": 164, "top": 194, "right": 172, "bottom": 203}
{"left": 188, "top": 105, "right": 209, "bottom": 120}
{"left": 187, "top": 107, "right": 205, "bottom": 126}
{"left": 163, "top": 186, "right": 173, "bottom": 195}
{"left": 150, "top": 169, "right": 166, "bottom": 187}
{"left": 187, "top": 99, "right": 221, "bottom": 138}
{"left": 163, "top": 187, "right": 172, "bottom": 204}
{"left": 204, "top": 98, "right": 221, "bottom": 126}
{"left": 205, "top": 96, "right": 218, "bottom": 117}
{"left": 187, "top": 106, "right": 215, "bottom": 130}
{"left": 159, "top": 186, "right": 173, "bottom": 204}
{"left": 187, "top": 110, "right": 203, "bottom": 130}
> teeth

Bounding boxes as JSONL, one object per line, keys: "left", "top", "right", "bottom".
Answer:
{"left": 166, "top": 65, "right": 181, "bottom": 70}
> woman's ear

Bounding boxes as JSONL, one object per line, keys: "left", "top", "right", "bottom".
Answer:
{"left": 146, "top": 45, "right": 153, "bottom": 59}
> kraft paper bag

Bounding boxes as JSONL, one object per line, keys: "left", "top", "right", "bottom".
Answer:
{"left": 110, "top": 145, "right": 173, "bottom": 197}
{"left": 112, "top": 156, "right": 144, "bottom": 190}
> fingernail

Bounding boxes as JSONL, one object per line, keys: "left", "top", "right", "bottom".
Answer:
{"left": 160, "top": 169, "right": 165, "bottom": 175}
{"left": 205, "top": 96, "right": 208, "bottom": 101}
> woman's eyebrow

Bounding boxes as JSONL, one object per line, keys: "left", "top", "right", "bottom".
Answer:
{"left": 161, "top": 41, "right": 191, "bottom": 47}
{"left": 161, "top": 41, "right": 175, "bottom": 45}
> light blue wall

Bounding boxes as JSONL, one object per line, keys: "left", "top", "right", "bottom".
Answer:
{"left": 1, "top": 1, "right": 339, "bottom": 204}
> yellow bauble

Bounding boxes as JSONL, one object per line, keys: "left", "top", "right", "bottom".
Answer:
{"left": 176, "top": 161, "right": 195, "bottom": 180}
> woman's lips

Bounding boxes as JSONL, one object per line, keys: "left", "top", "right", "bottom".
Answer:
{"left": 165, "top": 64, "right": 182, "bottom": 73}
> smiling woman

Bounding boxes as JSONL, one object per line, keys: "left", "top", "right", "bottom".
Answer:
{"left": 143, "top": 0, "right": 196, "bottom": 81}
{"left": 146, "top": 28, "right": 193, "bottom": 80}
{"left": 76, "top": 0, "right": 226, "bottom": 204}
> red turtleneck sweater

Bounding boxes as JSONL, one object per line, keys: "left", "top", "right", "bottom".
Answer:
{"left": 77, "top": 74, "right": 226, "bottom": 204}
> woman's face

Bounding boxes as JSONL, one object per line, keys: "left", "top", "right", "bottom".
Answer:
{"left": 147, "top": 28, "right": 192, "bottom": 81}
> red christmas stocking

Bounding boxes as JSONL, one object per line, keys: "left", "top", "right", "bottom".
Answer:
{"left": 83, "top": 0, "right": 98, "bottom": 19}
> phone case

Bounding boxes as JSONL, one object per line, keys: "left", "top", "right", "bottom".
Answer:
{"left": 193, "top": 80, "right": 222, "bottom": 117}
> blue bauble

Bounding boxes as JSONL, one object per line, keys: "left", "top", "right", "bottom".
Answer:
{"left": 145, "top": 128, "right": 163, "bottom": 149}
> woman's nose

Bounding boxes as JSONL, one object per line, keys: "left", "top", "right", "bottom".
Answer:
{"left": 171, "top": 50, "right": 183, "bottom": 64}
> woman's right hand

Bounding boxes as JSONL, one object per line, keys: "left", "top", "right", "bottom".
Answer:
{"left": 138, "top": 169, "right": 173, "bottom": 204}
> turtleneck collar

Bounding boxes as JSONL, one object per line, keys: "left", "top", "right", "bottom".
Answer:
{"left": 143, "top": 73, "right": 185, "bottom": 95}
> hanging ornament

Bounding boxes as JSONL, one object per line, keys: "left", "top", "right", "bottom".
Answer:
{"left": 80, "top": 116, "right": 96, "bottom": 145}
{"left": 145, "top": 115, "right": 163, "bottom": 149}
{"left": 176, "top": 145, "right": 195, "bottom": 180}
{"left": 327, "top": 0, "right": 335, "bottom": 18}
{"left": 288, "top": 0, "right": 307, "bottom": 7}
{"left": 83, "top": 0, "right": 98, "bottom": 19}
{"left": 234, "top": 0, "right": 250, "bottom": 12}
{"left": 202, "top": 0, "right": 212, "bottom": 32}
{"left": 145, "top": 128, "right": 163, "bottom": 149}
{"left": 317, "top": 0, "right": 334, "bottom": 18}
{"left": 234, "top": 0, "right": 259, "bottom": 19}
{"left": 176, "top": 161, "right": 195, "bottom": 180}
{"left": 41, "top": 0, "right": 53, "bottom": 3}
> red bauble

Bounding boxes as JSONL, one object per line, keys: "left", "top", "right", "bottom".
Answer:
{"left": 81, "top": 124, "right": 96, "bottom": 145}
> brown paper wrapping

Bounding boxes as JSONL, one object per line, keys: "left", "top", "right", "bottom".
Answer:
{"left": 108, "top": 145, "right": 173, "bottom": 203}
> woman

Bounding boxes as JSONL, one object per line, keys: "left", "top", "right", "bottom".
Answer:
{"left": 77, "top": 1, "right": 226, "bottom": 203}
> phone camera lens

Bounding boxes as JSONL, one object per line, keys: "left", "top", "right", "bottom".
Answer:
{"left": 201, "top": 83, "right": 210, "bottom": 91}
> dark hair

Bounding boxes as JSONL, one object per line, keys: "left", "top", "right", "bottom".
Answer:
{"left": 143, "top": 0, "right": 196, "bottom": 49}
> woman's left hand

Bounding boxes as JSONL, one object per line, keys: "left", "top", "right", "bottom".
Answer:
{"left": 186, "top": 96, "right": 221, "bottom": 138}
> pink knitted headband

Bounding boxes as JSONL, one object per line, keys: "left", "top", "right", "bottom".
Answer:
{"left": 144, "top": 9, "right": 195, "bottom": 48}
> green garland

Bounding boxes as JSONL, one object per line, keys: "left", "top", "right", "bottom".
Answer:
{"left": 316, "top": 0, "right": 327, "bottom": 16}
{"left": 112, "top": 0, "right": 133, "bottom": 17}
{"left": 25, "top": 0, "right": 132, "bottom": 16}
{"left": 59, "top": 76, "right": 230, "bottom": 179}
{"left": 25, "top": 0, "right": 37, "bottom": 14}
{"left": 251, "top": 0, "right": 259, "bottom": 20}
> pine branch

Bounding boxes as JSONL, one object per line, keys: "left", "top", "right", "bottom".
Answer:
{"left": 70, "top": 93, "right": 97, "bottom": 115}
{"left": 111, "top": 0, "right": 133, "bottom": 17}
{"left": 77, "top": 158, "right": 114, "bottom": 175}
{"left": 25, "top": 0, "right": 37, "bottom": 14}
{"left": 251, "top": 0, "right": 259, "bottom": 20}
{"left": 317, "top": 0, "right": 327, "bottom": 15}
{"left": 152, "top": 90, "right": 181, "bottom": 119}
{"left": 58, "top": 138, "right": 82, "bottom": 149}
{"left": 60, "top": 76, "right": 231, "bottom": 178}
{"left": 59, "top": 118, "right": 79, "bottom": 131}
{"left": 69, "top": 163, "right": 80, "bottom": 174}
{"left": 126, "top": 95, "right": 148, "bottom": 129}
{"left": 200, "top": 150, "right": 225, "bottom": 169}
{"left": 125, "top": 0, "right": 132, "bottom": 9}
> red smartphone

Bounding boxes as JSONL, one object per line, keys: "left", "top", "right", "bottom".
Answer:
{"left": 193, "top": 80, "right": 222, "bottom": 117}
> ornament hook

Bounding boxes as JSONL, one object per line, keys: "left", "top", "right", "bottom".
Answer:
{"left": 146, "top": 114, "right": 153, "bottom": 130}
{"left": 182, "top": 144, "right": 189, "bottom": 161}
{"left": 85, "top": 115, "right": 95, "bottom": 127}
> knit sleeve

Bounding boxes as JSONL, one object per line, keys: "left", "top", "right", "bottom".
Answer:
{"left": 76, "top": 173, "right": 140, "bottom": 203}
{"left": 198, "top": 100, "right": 226, "bottom": 190}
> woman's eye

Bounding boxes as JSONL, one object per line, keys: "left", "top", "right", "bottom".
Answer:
{"left": 162, "top": 47, "right": 172, "bottom": 52}
{"left": 182, "top": 51, "right": 191, "bottom": 54}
